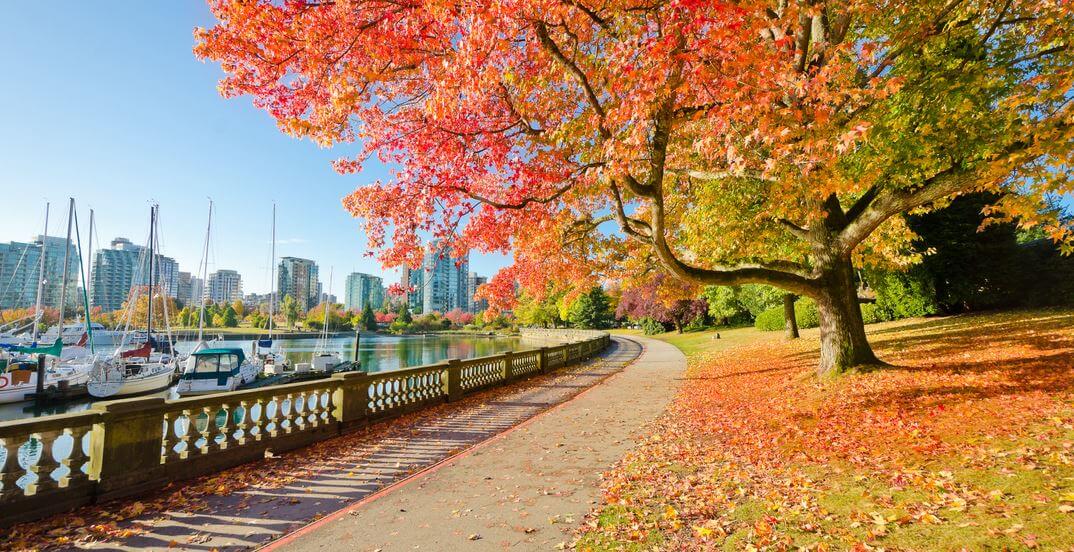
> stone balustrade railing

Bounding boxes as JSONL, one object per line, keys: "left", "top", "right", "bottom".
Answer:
{"left": 0, "top": 329, "right": 610, "bottom": 527}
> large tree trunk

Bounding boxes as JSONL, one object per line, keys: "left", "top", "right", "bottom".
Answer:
{"left": 815, "top": 257, "right": 879, "bottom": 376}
{"left": 783, "top": 294, "right": 799, "bottom": 339}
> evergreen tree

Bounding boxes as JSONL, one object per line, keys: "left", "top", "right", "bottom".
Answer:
{"left": 568, "top": 287, "right": 614, "bottom": 330}
{"left": 908, "top": 193, "right": 1024, "bottom": 313}
{"left": 360, "top": 304, "right": 378, "bottom": 331}
{"left": 222, "top": 305, "right": 239, "bottom": 328}
{"left": 397, "top": 302, "right": 413, "bottom": 324}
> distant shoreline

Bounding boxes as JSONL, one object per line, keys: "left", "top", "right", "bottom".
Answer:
{"left": 168, "top": 329, "right": 515, "bottom": 340}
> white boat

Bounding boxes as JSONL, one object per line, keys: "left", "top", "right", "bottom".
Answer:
{"left": 175, "top": 347, "right": 259, "bottom": 396}
{"left": 0, "top": 344, "right": 91, "bottom": 405}
{"left": 250, "top": 203, "right": 290, "bottom": 375}
{"left": 87, "top": 205, "right": 179, "bottom": 399}
{"left": 310, "top": 267, "right": 342, "bottom": 373}
{"left": 87, "top": 343, "right": 175, "bottom": 398}
{"left": 40, "top": 323, "right": 126, "bottom": 347}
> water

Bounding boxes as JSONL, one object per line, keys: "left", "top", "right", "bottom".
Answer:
{"left": 0, "top": 333, "right": 519, "bottom": 422}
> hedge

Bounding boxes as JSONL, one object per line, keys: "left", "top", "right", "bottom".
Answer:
{"left": 754, "top": 298, "right": 819, "bottom": 331}
{"left": 755, "top": 299, "right": 884, "bottom": 331}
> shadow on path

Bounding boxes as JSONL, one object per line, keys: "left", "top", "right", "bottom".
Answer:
{"left": 75, "top": 338, "right": 642, "bottom": 552}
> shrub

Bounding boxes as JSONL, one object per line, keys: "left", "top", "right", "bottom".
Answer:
{"left": 754, "top": 307, "right": 784, "bottom": 331}
{"left": 866, "top": 268, "right": 937, "bottom": 321}
{"left": 639, "top": 317, "right": 665, "bottom": 335}
{"left": 754, "top": 298, "right": 819, "bottom": 331}
{"left": 860, "top": 303, "right": 883, "bottom": 324}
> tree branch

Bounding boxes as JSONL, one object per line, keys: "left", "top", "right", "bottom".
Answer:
{"left": 533, "top": 21, "right": 610, "bottom": 139}
{"left": 666, "top": 168, "right": 774, "bottom": 182}
{"left": 454, "top": 183, "right": 573, "bottom": 210}
{"left": 778, "top": 218, "right": 811, "bottom": 240}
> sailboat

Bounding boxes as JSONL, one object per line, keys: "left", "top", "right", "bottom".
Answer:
{"left": 310, "top": 268, "right": 344, "bottom": 373}
{"left": 0, "top": 339, "right": 90, "bottom": 404}
{"left": 176, "top": 201, "right": 259, "bottom": 396}
{"left": 87, "top": 205, "right": 177, "bottom": 398}
{"left": 1, "top": 199, "right": 94, "bottom": 404}
{"left": 252, "top": 203, "right": 288, "bottom": 375}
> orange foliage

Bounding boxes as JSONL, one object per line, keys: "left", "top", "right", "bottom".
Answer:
{"left": 581, "top": 310, "right": 1074, "bottom": 549}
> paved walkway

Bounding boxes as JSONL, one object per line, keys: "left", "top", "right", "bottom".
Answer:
{"left": 67, "top": 336, "right": 681, "bottom": 551}
{"left": 272, "top": 336, "right": 685, "bottom": 551}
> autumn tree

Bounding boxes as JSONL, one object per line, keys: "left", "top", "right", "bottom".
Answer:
{"left": 618, "top": 274, "right": 707, "bottom": 332}
{"left": 515, "top": 290, "right": 566, "bottom": 328}
{"left": 197, "top": 0, "right": 1074, "bottom": 375}
{"left": 124, "top": 292, "right": 178, "bottom": 330}
{"left": 280, "top": 294, "right": 300, "bottom": 329}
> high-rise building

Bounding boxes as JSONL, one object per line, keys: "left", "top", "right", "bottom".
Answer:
{"left": 90, "top": 237, "right": 179, "bottom": 313}
{"left": 400, "top": 265, "right": 424, "bottom": 313}
{"left": 206, "top": 270, "right": 243, "bottom": 304}
{"left": 156, "top": 256, "right": 179, "bottom": 299}
{"left": 278, "top": 257, "right": 319, "bottom": 312}
{"left": 190, "top": 276, "right": 204, "bottom": 308}
{"left": 0, "top": 235, "right": 79, "bottom": 311}
{"left": 421, "top": 244, "right": 469, "bottom": 314}
{"left": 345, "top": 272, "right": 384, "bottom": 312}
{"left": 177, "top": 272, "right": 195, "bottom": 306}
{"left": 467, "top": 272, "right": 488, "bottom": 313}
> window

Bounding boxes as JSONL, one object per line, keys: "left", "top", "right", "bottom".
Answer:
{"left": 218, "top": 354, "right": 236, "bottom": 373}
{"left": 194, "top": 355, "right": 219, "bottom": 374}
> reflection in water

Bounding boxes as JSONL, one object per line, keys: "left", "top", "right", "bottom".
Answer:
{"left": 0, "top": 334, "right": 518, "bottom": 422}
{"left": 175, "top": 333, "right": 518, "bottom": 374}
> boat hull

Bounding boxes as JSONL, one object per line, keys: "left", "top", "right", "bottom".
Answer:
{"left": 0, "top": 366, "right": 92, "bottom": 404}
{"left": 88, "top": 366, "right": 174, "bottom": 399}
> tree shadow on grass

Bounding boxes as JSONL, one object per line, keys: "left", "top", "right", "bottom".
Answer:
{"left": 777, "top": 310, "right": 1074, "bottom": 368}
{"left": 869, "top": 311, "right": 1074, "bottom": 359}
{"left": 851, "top": 349, "right": 1074, "bottom": 412}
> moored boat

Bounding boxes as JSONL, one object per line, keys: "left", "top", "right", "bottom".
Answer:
{"left": 87, "top": 205, "right": 180, "bottom": 399}
{"left": 0, "top": 339, "right": 91, "bottom": 404}
{"left": 175, "top": 347, "right": 259, "bottom": 396}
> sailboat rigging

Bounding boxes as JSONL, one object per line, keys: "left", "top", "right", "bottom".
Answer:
{"left": 87, "top": 204, "right": 177, "bottom": 398}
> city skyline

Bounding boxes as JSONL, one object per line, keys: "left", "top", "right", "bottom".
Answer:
{"left": 1, "top": 226, "right": 494, "bottom": 314}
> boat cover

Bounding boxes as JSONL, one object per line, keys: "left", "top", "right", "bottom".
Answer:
{"left": 12, "top": 338, "right": 63, "bottom": 357}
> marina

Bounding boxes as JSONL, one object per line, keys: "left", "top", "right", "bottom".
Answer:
{"left": 0, "top": 332, "right": 518, "bottom": 422}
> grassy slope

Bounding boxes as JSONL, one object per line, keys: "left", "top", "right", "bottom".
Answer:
{"left": 587, "top": 310, "right": 1074, "bottom": 551}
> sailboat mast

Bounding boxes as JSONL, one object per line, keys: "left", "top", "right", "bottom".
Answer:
{"left": 147, "top": 205, "right": 156, "bottom": 339}
{"left": 322, "top": 268, "right": 332, "bottom": 340}
{"left": 31, "top": 202, "right": 50, "bottom": 342}
{"left": 269, "top": 203, "right": 276, "bottom": 339}
{"left": 57, "top": 197, "right": 75, "bottom": 333}
{"left": 87, "top": 209, "right": 94, "bottom": 307}
{"left": 73, "top": 208, "right": 95, "bottom": 353}
{"left": 197, "top": 200, "right": 212, "bottom": 342}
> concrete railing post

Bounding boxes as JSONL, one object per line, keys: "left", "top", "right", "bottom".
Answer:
{"left": 332, "top": 371, "right": 370, "bottom": 432}
{"left": 89, "top": 397, "right": 167, "bottom": 500}
{"left": 446, "top": 359, "right": 463, "bottom": 401}
{"left": 502, "top": 351, "right": 514, "bottom": 381}
{"left": 538, "top": 347, "right": 549, "bottom": 374}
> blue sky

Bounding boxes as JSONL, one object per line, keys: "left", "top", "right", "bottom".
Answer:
{"left": 0, "top": 2, "right": 510, "bottom": 297}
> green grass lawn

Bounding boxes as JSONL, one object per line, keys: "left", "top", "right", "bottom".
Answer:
{"left": 614, "top": 325, "right": 771, "bottom": 359}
